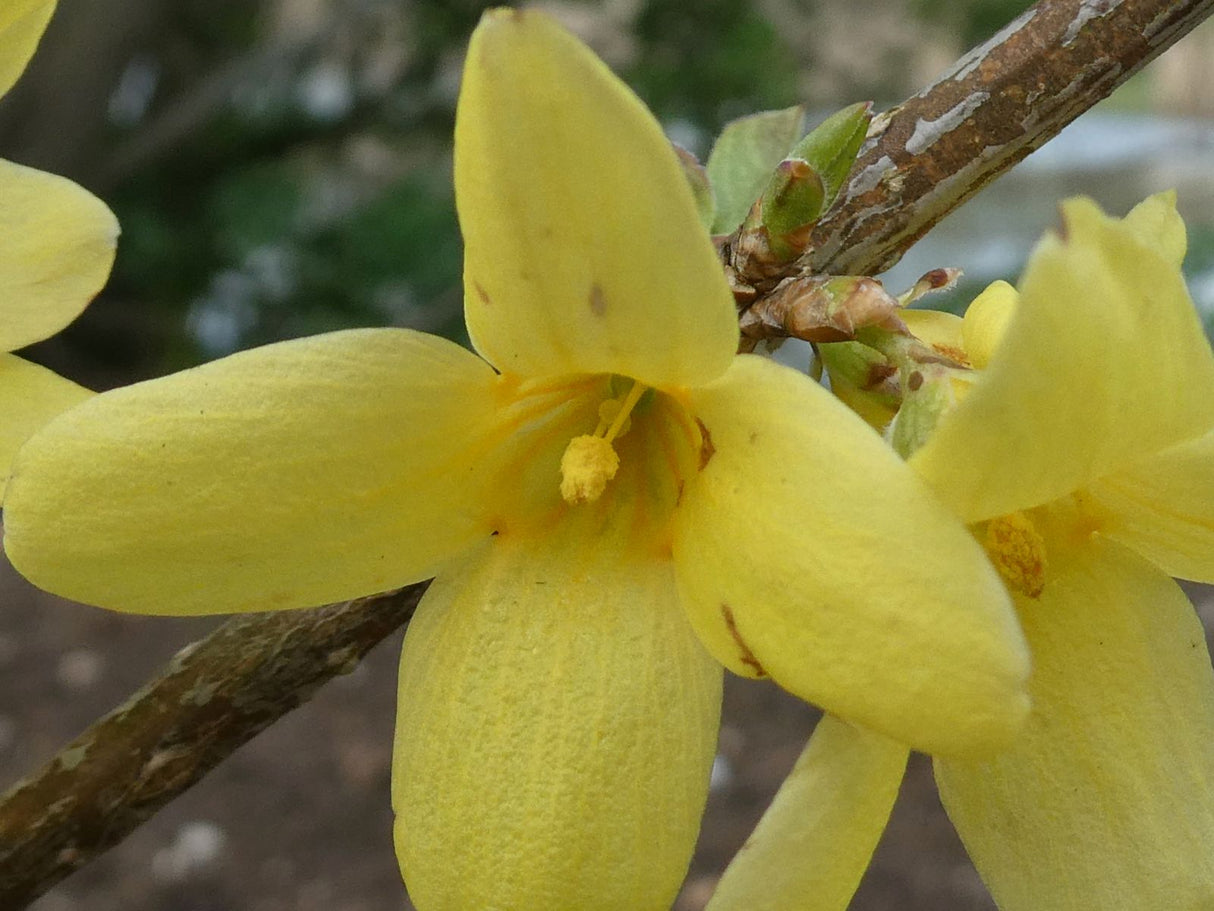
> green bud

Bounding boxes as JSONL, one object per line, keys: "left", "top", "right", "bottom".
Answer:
{"left": 705, "top": 105, "right": 804, "bottom": 234}
{"left": 818, "top": 341, "right": 900, "bottom": 432}
{"left": 788, "top": 101, "right": 872, "bottom": 209}
{"left": 886, "top": 362, "right": 973, "bottom": 460}
{"left": 759, "top": 158, "right": 826, "bottom": 261}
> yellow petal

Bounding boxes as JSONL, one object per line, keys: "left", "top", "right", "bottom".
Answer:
{"left": 936, "top": 535, "right": 1214, "bottom": 911}
{"left": 673, "top": 355, "right": 1030, "bottom": 756}
{"left": 706, "top": 715, "right": 908, "bottom": 911}
{"left": 900, "top": 308, "right": 968, "bottom": 364}
{"left": 1088, "top": 429, "right": 1214, "bottom": 582}
{"left": 0, "top": 159, "right": 118, "bottom": 351}
{"left": 4, "top": 329, "right": 500, "bottom": 614}
{"left": 911, "top": 196, "right": 1214, "bottom": 523}
{"left": 0, "top": 1, "right": 53, "bottom": 99}
{"left": 961, "top": 279, "right": 1016, "bottom": 369}
{"left": 456, "top": 9, "right": 738, "bottom": 388}
{"left": 1123, "top": 189, "right": 1186, "bottom": 268}
{"left": 0, "top": 352, "right": 89, "bottom": 503}
{"left": 393, "top": 528, "right": 722, "bottom": 911}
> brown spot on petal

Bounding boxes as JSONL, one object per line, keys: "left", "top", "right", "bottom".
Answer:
{"left": 695, "top": 418, "right": 715, "bottom": 470}
{"left": 721, "top": 603, "right": 767, "bottom": 677}
{"left": 589, "top": 283, "right": 607, "bottom": 317}
{"left": 474, "top": 282, "right": 491, "bottom": 305}
{"left": 907, "top": 370, "right": 924, "bottom": 391}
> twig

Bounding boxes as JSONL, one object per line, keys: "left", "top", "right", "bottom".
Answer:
{"left": 2, "top": 0, "right": 1213, "bottom": 905}
{"left": 0, "top": 583, "right": 427, "bottom": 907}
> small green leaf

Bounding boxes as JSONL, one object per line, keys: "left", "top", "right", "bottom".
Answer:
{"left": 672, "top": 143, "right": 716, "bottom": 232}
{"left": 706, "top": 105, "right": 804, "bottom": 234}
{"left": 789, "top": 102, "right": 872, "bottom": 208}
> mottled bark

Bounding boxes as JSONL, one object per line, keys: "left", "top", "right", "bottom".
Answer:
{"left": 2, "top": 0, "right": 1213, "bottom": 906}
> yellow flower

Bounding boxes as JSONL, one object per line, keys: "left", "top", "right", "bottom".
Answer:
{"left": 707, "top": 193, "right": 1214, "bottom": 911}
{"left": 0, "top": 1, "right": 118, "bottom": 499}
{"left": 3, "top": 10, "right": 1028, "bottom": 910}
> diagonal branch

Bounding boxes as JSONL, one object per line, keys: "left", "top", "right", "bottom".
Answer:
{"left": 0, "top": 583, "right": 426, "bottom": 908}
{"left": 1, "top": 0, "right": 1211, "bottom": 906}
{"left": 808, "top": 0, "right": 1214, "bottom": 278}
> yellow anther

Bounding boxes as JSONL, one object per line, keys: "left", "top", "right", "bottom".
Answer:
{"left": 559, "top": 435, "right": 620, "bottom": 504}
{"left": 984, "top": 511, "right": 1048, "bottom": 598}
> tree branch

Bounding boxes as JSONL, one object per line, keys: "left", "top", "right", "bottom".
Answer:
{"left": 809, "top": 0, "right": 1214, "bottom": 278}
{"left": 0, "top": 583, "right": 427, "bottom": 908}
{"left": 2, "top": 0, "right": 1212, "bottom": 905}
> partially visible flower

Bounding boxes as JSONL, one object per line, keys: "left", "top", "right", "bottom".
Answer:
{"left": 0, "top": 1, "right": 119, "bottom": 497}
{"left": 706, "top": 192, "right": 1214, "bottom": 911}
{"left": 3, "top": 10, "right": 1027, "bottom": 910}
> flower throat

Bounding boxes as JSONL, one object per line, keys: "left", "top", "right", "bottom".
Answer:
{"left": 559, "top": 379, "right": 649, "bottom": 504}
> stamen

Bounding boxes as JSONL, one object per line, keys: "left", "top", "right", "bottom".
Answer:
{"left": 604, "top": 380, "right": 646, "bottom": 442}
{"left": 558, "top": 378, "right": 649, "bottom": 505}
{"left": 984, "top": 512, "right": 1048, "bottom": 598}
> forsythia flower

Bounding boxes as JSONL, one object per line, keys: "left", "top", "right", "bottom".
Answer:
{"left": 707, "top": 193, "right": 1214, "bottom": 911}
{"left": 0, "top": 1, "right": 118, "bottom": 495}
{"left": 3, "top": 11, "right": 1030, "bottom": 910}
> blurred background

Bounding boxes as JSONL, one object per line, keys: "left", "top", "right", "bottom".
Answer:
{"left": 3, "top": 1, "right": 1214, "bottom": 909}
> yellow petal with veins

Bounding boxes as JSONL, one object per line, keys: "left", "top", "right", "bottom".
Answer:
{"left": 4, "top": 329, "right": 499, "bottom": 613}
{"left": 1088, "top": 429, "right": 1214, "bottom": 582}
{"left": 393, "top": 529, "right": 721, "bottom": 911}
{"left": 0, "top": 159, "right": 118, "bottom": 351}
{"left": 706, "top": 715, "right": 907, "bottom": 911}
{"left": 455, "top": 9, "right": 738, "bottom": 388}
{"left": 0, "top": 0, "right": 53, "bottom": 99}
{"left": 936, "top": 535, "right": 1214, "bottom": 911}
{"left": 0, "top": 352, "right": 90, "bottom": 502}
{"left": 911, "top": 196, "right": 1214, "bottom": 523}
{"left": 674, "top": 354, "right": 1029, "bottom": 756}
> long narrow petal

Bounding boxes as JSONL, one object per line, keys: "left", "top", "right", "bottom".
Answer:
{"left": 706, "top": 715, "right": 908, "bottom": 911}
{"left": 0, "top": 160, "right": 119, "bottom": 351}
{"left": 0, "top": 1, "right": 53, "bottom": 99}
{"left": 674, "top": 355, "right": 1030, "bottom": 757}
{"left": 936, "top": 535, "right": 1214, "bottom": 911}
{"left": 911, "top": 196, "right": 1214, "bottom": 523}
{"left": 1087, "top": 430, "right": 1214, "bottom": 582}
{"left": 4, "top": 329, "right": 500, "bottom": 614}
{"left": 0, "top": 353, "right": 89, "bottom": 502}
{"left": 455, "top": 9, "right": 738, "bottom": 388}
{"left": 392, "top": 527, "right": 722, "bottom": 911}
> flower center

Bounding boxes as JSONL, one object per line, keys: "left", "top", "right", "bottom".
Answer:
{"left": 559, "top": 379, "right": 648, "bottom": 504}
{"left": 983, "top": 511, "right": 1047, "bottom": 598}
